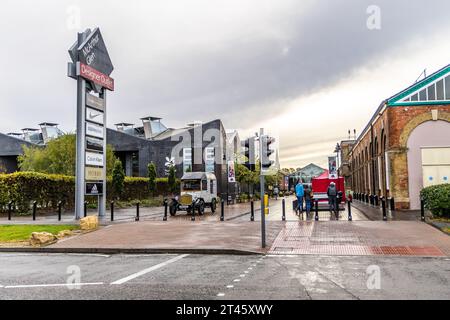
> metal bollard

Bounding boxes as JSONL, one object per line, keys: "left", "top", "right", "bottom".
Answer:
{"left": 390, "top": 197, "right": 395, "bottom": 211}
{"left": 220, "top": 199, "right": 225, "bottom": 221}
{"left": 336, "top": 197, "right": 340, "bottom": 220}
{"left": 84, "top": 201, "right": 87, "bottom": 218}
{"left": 135, "top": 201, "right": 140, "bottom": 221}
{"left": 32, "top": 201, "right": 37, "bottom": 221}
{"left": 315, "top": 200, "right": 319, "bottom": 221}
{"left": 348, "top": 200, "right": 352, "bottom": 221}
{"left": 8, "top": 201, "right": 13, "bottom": 221}
{"left": 191, "top": 201, "right": 195, "bottom": 221}
{"left": 282, "top": 199, "right": 286, "bottom": 221}
{"left": 420, "top": 198, "right": 425, "bottom": 222}
{"left": 110, "top": 201, "right": 114, "bottom": 222}
{"left": 58, "top": 201, "right": 62, "bottom": 221}
{"left": 375, "top": 195, "right": 379, "bottom": 206}
{"left": 250, "top": 200, "right": 255, "bottom": 222}
{"left": 163, "top": 199, "right": 168, "bottom": 221}
{"left": 382, "top": 197, "right": 387, "bottom": 221}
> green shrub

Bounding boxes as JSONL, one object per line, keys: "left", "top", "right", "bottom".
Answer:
{"left": 420, "top": 184, "right": 450, "bottom": 217}
{"left": 0, "top": 172, "right": 180, "bottom": 213}
{"left": 112, "top": 159, "right": 125, "bottom": 199}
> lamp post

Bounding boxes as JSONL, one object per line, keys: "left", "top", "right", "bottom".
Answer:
{"left": 334, "top": 143, "right": 341, "bottom": 176}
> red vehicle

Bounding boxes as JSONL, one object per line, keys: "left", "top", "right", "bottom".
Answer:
{"left": 311, "top": 170, "right": 346, "bottom": 211}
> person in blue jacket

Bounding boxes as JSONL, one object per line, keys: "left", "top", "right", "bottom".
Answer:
{"left": 295, "top": 180, "right": 304, "bottom": 214}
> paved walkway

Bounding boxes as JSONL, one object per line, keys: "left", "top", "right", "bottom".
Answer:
{"left": 269, "top": 221, "right": 450, "bottom": 257}
{"left": 351, "top": 200, "right": 426, "bottom": 221}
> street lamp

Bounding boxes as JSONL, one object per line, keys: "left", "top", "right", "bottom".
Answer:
{"left": 334, "top": 143, "right": 342, "bottom": 176}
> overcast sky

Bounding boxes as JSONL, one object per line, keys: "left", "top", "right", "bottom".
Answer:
{"left": 1, "top": 0, "right": 450, "bottom": 169}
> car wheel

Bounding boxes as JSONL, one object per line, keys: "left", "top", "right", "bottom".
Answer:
{"left": 169, "top": 204, "right": 177, "bottom": 216}
{"left": 211, "top": 200, "right": 217, "bottom": 213}
{"left": 198, "top": 202, "right": 205, "bottom": 216}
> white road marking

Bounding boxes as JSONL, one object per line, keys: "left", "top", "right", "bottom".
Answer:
{"left": 67, "top": 253, "right": 110, "bottom": 258}
{"left": 233, "top": 279, "right": 241, "bottom": 282}
{"left": 4, "top": 282, "right": 103, "bottom": 289}
{"left": 239, "top": 274, "right": 245, "bottom": 277}
{"left": 110, "top": 254, "right": 189, "bottom": 285}
{"left": 217, "top": 293, "right": 225, "bottom": 297}
{"left": 248, "top": 267, "right": 253, "bottom": 270}
{"left": 244, "top": 271, "right": 249, "bottom": 274}
{"left": 226, "top": 285, "right": 234, "bottom": 288}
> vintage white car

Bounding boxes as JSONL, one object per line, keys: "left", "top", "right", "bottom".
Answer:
{"left": 169, "top": 172, "right": 218, "bottom": 216}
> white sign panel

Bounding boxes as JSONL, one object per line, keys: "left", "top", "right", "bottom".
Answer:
{"left": 328, "top": 156, "right": 337, "bottom": 179}
{"left": 86, "top": 122, "right": 104, "bottom": 138}
{"left": 86, "top": 107, "right": 104, "bottom": 125}
{"left": 227, "top": 161, "right": 236, "bottom": 183}
{"left": 86, "top": 152, "right": 104, "bottom": 167}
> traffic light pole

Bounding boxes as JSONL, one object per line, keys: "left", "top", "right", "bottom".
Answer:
{"left": 260, "top": 128, "right": 266, "bottom": 248}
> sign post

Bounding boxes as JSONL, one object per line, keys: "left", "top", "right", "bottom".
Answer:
{"left": 68, "top": 28, "right": 114, "bottom": 220}
{"left": 259, "top": 128, "right": 266, "bottom": 248}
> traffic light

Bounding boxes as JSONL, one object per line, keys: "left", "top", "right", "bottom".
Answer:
{"left": 261, "top": 135, "right": 275, "bottom": 173}
{"left": 243, "top": 137, "right": 256, "bottom": 171}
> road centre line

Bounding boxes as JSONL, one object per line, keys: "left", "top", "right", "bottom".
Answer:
{"left": 110, "top": 254, "right": 189, "bottom": 285}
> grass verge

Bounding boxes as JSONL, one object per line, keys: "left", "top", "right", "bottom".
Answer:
{"left": 0, "top": 225, "right": 79, "bottom": 243}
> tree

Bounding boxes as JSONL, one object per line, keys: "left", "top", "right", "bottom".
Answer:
{"left": 168, "top": 165, "right": 177, "bottom": 195}
{"left": 18, "top": 134, "right": 117, "bottom": 176}
{"left": 112, "top": 159, "right": 125, "bottom": 199}
{"left": 147, "top": 162, "right": 157, "bottom": 197}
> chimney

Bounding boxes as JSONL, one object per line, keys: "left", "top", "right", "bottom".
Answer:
{"left": 21, "top": 128, "right": 40, "bottom": 142}
{"left": 140, "top": 116, "right": 167, "bottom": 139}
{"left": 39, "top": 123, "right": 60, "bottom": 144}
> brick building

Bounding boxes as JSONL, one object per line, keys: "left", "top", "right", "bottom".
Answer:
{"left": 348, "top": 65, "right": 450, "bottom": 210}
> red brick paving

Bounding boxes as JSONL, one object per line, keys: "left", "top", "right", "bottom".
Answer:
{"left": 269, "top": 221, "right": 450, "bottom": 257}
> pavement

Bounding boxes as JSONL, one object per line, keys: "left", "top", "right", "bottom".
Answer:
{"left": 0, "top": 253, "right": 448, "bottom": 300}
{"left": 1, "top": 196, "right": 449, "bottom": 257}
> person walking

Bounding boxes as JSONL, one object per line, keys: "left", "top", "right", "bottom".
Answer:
{"left": 273, "top": 186, "right": 279, "bottom": 200}
{"left": 295, "top": 181, "right": 304, "bottom": 214}
{"left": 304, "top": 185, "right": 313, "bottom": 217}
{"left": 327, "top": 182, "right": 338, "bottom": 216}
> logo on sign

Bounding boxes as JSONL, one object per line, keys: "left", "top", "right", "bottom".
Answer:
{"left": 86, "top": 107, "right": 104, "bottom": 125}
{"left": 86, "top": 122, "right": 104, "bottom": 139}
{"left": 86, "top": 94, "right": 105, "bottom": 111}
{"left": 86, "top": 152, "right": 104, "bottom": 167}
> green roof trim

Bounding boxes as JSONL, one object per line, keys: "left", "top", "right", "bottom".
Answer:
{"left": 388, "top": 100, "right": 450, "bottom": 107}
{"left": 387, "top": 65, "right": 450, "bottom": 105}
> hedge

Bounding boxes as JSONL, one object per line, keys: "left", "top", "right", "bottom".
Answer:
{"left": 0, "top": 172, "right": 180, "bottom": 213}
{"left": 420, "top": 184, "right": 450, "bottom": 218}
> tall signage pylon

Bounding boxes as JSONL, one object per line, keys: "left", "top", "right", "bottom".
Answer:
{"left": 68, "top": 28, "right": 114, "bottom": 220}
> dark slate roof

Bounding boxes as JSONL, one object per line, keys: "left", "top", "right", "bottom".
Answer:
{"left": 0, "top": 132, "right": 35, "bottom": 156}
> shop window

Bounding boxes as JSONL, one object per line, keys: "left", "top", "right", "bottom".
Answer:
{"left": 445, "top": 76, "right": 450, "bottom": 100}
{"left": 436, "top": 80, "right": 445, "bottom": 100}
{"left": 419, "top": 89, "right": 427, "bottom": 101}
{"left": 427, "top": 84, "right": 436, "bottom": 100}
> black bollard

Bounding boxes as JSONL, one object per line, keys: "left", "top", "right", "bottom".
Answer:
{"left": 420, "top": 198, "right": 425, "bottom": 222}
{"left": 220, "top": 199, "right": 225, "bottom": 221}
{"left": 348, "top": 200, "right": 352, "bottom": 221}
{"left": 110, "top": 201, "right": 114, "bottom": 222}
{"left": 8, "top": 201, "right": 13, "bottom": 221}
{"left": 191, "top": 202, "right": 195, "bottom": 221}
{"left": 315, "top": 200, "right": 319, "bottom": 221}
{"left": 163, "top": 199, "right": 168, "bottom": 221}
{"left": 336, "top": 197, "right": 340, "bottom": 220}
{"left": 84, "top": 201, "right": 87, "bottom": 218}
{"left": 390, "top": 197, "right": 395, "bottom": 211}
{"left": 250, "top": 200, "right": 255, "bottom": 222}
{"left": 282, "top": 199, "right": 286, "bottom": 221}
{"left": 58, "top": 201, "right": 62, "bottom": 221}
{"left": 382, "top": 197, "right": 387, "bottom": 221}
{"left": 375, "top": 195, "right": 379, "bottom": 206}
{"left": 135, "top": 201, "right": 140, "bottom": 221}
{"left": 32, "top": 201, "right": 37, "bottom": 221}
